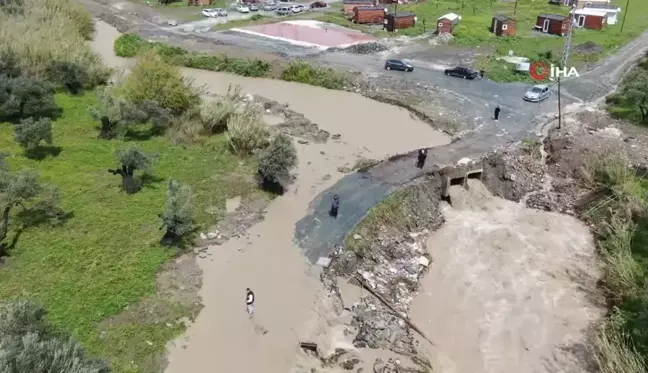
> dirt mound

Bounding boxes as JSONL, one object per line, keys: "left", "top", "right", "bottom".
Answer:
{"left": 328, "top": 42, "right": 390, "bottom": 54}
{"left": 447, "top": 178, "right": 493, "bottom": 210}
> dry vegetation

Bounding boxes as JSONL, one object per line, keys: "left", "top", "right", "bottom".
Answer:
{"left": 0, "top": 0, "right": 109, "bottom": 86}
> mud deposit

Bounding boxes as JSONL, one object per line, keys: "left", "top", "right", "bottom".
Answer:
{"left": 411, "top": 179, "right": 603, "bottom": 373}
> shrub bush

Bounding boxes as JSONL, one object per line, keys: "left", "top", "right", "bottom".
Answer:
{"left": 280, "top": 61, "right": 348, "bottom": 90}
{"left": 200, "top": 84, "right": 243, "bottom": 134}
{"left": 258, "top": 133, "right": 297, "bottom": 193}
{"left": 180, "top": 53, "right": 271, "bottom": 77}
{"left": 159, "top": 179, "right": 194, "bottom": 247}
{"left": 226, "top": 111, "right": 269, "bottom": 155}
{"left": 120, "top": 51, "right": 202, "bottom": 115}
{"left": 113, "top": 33, "right": 147, "bottom": 57}
{"left": 46, "top": 60, "right": 89, "bottom": 94}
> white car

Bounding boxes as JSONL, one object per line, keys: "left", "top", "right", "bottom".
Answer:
{"left": 236, "top": 4, "right": 250, "bottom": 12}
{"left": 263, "top": 3, "right": 277, "bottom": 10}
{"left": 215, "top": 8, "right": 228, "bottom": 16}
{"left": 201, "top": 8, "right": 218, "bottom": 17}
{"left": 523, "top": 84, "right": 551, "bottom": 102}
{"left": 167, "top": 19, "right": 178, "bottom": 26}
{"left": 291, "top": 4, "right": 301, "bottom": 12}
{"left": 249, "top": 3, "right": 259, "bottom": 10}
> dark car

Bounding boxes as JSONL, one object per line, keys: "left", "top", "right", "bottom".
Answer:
{"left": 444, "top": 67, "right": 479, "bottom": 79}
{"left": 310, "top": 1, "right": 327, "bottom": 8}
{"left": 384, "top": 59, "right": 414, "bottom": 72}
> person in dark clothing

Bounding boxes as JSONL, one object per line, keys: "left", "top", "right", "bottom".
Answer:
{"left": 479, "top": 70, "right": 484, "bottom": 80}
{"left": 494, "top": 105, "right": 501, "bottom": 121}
{"left": 246, "top": 288, "right": 255, "bottom": 318}
{"left": 330, "top": 194, "right": 340, "bottom": 218}
{"left": 417, "top": 148, "right": 427, "bottom": 169}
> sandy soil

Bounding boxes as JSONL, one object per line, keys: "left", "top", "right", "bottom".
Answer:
{"left": 411, "top": 179, "right": 603, "bottom": 373}
{"left": 91, "top": 20, "right": 450, "bottom": 373}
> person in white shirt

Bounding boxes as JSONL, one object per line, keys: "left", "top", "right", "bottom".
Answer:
{"left": 246, "top": 288, "right": 255, "bottom": 318}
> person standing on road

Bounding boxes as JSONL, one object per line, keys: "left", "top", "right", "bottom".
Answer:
{"left": 494, "top": 105, "right": 501, "bottom": 121}
{"left": 246, "top": 288, "right": 255, "bottom": 318}
{"left": 330, "top": 194, "right": 340, "bottom": 218}
{"left": 479, "top": 70, "right": 485, "bottom": 80}
{"left": 417, "top": 148, "right": 427, "bottom": 169}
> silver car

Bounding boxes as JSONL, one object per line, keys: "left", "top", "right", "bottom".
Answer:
{"left": 524, "top": 84, "right": 550, "bottom": 102}
{"left": 215, "top": 8, "right": 228, "bottom": 16}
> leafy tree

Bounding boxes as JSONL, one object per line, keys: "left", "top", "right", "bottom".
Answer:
{"left": 0, "top": 168, "right": 61, "bottom": 257}
{"left": 0, "top": 75, "right": 58, "bottom": 121}
{"left": 620, "top": 69, "right": 648, "bottom": 123}
{"left": 47, "top": 61, "right": 88, "bottom": 95}
{"left": 159, "top": 179, "right": 194, "bottom": 246}
{"left": 89, "top": 86, "right": 148, "bottom": 139}
{"left": 258, "top": 134, "right": 297, "bottom": 194}
{"left": 0, "top": 300, "right": 110, "bottom": 373}
{"left": 120, "top": 51, "right": 201, "bottom": 115}
{"left": 13, "top": 117, "right": 53, "bottom": 151}
{"left": 108, "top": 146, "right": 159, "bottom": 194}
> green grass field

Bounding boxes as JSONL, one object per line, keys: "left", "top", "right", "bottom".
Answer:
{"left": 0, "top": 92, "right": 261, "bottom": 372}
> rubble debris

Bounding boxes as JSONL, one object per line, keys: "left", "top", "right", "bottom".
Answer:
{"left": 300, "top": 342, "right": 319, "bottom": 355}
{"left": 435, "top": 32, "right": 455, "bottom": 44}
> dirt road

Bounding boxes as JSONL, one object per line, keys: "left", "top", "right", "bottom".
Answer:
{"left": 410, "top": 180, "right": 603, "bottom": 373}
{"left": 91, "top": 20, "right": 450, "bottom": 373}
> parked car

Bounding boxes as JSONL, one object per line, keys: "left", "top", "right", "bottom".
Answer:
{"left": 384, "top": 59, "right": 414, "bottom": 72}
{"left": 263, "top": 3, "right": 277, "bottom": 10}
{"left": 167, "top": 19, "right": 178, "bottom": 26}
{"left": 296, "top": 4, "right": 307, "bottom": 11}
{"left": 215, "top": 8, "right": 228, "bottom": 16}
{"left": 249, "top": 3, "right": 259, "bottom": 10}
{"left": 276, "top": 6, "right": 291, "bottom": 14}
{"left": 310, "top": 1, "right": 327, "bottom": 8}
{"left": 523, "top": 84, "right": 550, "bottom": 102}
{"left": 236, "top": 4, "right": 250, "bottom": 12}
{"left": 201, "top": 8, "right": 219, "bottom": 17}
{"left": 291, "top": 4, "right": 302, "bottom": 12}
{"left": 444, "top": 67, "right": 478, "bottom": 79}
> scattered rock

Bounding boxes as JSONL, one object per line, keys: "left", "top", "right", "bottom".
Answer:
{"left": 353, "top": 234, "right": 362, "bottom": 240}
{"left": 435, "top": 32, "right": 455, "bottom": 45}
{"left": 298, "top": 139, "right": 309, "bottom": 144}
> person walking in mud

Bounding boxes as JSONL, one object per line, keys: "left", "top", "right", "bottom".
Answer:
{"left": 330, "top": 194, "right": 340, "bottom": 218}
{"left": 494, "top": 105, "right": 501, "bottom": 121}
{"left": 417, "top": 148, "right": 427, "bottom": 169}
{"left": 246, "top": 288, "right": 255, "bottom": 318}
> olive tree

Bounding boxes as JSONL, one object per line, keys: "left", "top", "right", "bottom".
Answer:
{"left": 0, "top": 167, "right": 61, "bottom": 257}
{"left": 47, "top": 61, "right": 89, "bottom": 95}
{"left": 258, "top": 134, "right": 297, "bottom": 194}
{"left": 0, "top": 300, "right": 110, "bottom": 373}
{"left": 620, "top": 68, "right": 648, "bottom": 123}
{"left": 159, "top": 179, "right": 194, "bottom": 247}
{"left": 108, "top": 146, "right": 159, "bottom": 194}
{"left": 89, "top": 86, "right": 147, "bottom": 139}
{"left": 0, "top": 75, "right": 58, "bottom": 121}
{"left": 14, "top": 117, "right": 53, "bottom": 151}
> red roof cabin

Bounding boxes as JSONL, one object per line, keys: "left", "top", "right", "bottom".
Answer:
{"left": 571, "top": 7, "right": 607, "bottom": 29}
{"left": 535, "top": 13, "right": 571, "bottom": 36}
{"left": 384, "top": 12, "right": 417, "bottom": 32}
{"left": 491, "top": 15, "right": 516, "bottom": 36}
{"left": 436, "top": 13, "right": 461, "bottom": 34}
{"left": 353, "top": 6, "right": 386, "bottom": 24}
{"left": 343, "top": 0, "right": 375, "bottom": 16}
{"left": 188, "top": 0, "right": 212, "bottom": 5}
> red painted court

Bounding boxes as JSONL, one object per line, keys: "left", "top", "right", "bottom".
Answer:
{"left": 234, "top": 20, "right": 377, "bottom": 49}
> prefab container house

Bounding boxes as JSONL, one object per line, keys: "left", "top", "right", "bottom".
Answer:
{"left": 535, "top": 13, "right": 571, "bottom": 36}
{"left": 436, "top": 12, "right": 461, "bottom": 34}
{"left": 343, "top": 0, "right": 374, "bottom": 16}
{"left": 384, "top": 12, "right": 416, "bottom": 32}
{"left": 549, "top": 0, "right": 574, "bottom": 5}
{"left": 353, "top": 6, "right": 386, "bottom": 24}
{"left": 574, "top": 0, "right": 610, "bottom": 9}
{"left": 583, "top": 3, "right": 621, "bottom": 24}
{"left": 571, "top": 8, "right": 607, "bottom": 29}
{"left": 491, "top": 15, "right": 516, "bottom": 36}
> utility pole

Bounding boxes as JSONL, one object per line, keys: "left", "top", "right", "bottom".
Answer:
{"left": 393, "top": 0, "right": 398, "bottom": 32}
{"left": 557, "top": 6, "right": 576, "bottom": 130}
{"left": 620, "top": 0, "right": 630, "bottom": 33}
{"left": 513, "top": 0, "right": 518, "bottom": 16}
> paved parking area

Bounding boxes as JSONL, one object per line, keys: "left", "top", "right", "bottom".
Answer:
{"left": 232, "top": 20, "right": 376, "bottom": 49}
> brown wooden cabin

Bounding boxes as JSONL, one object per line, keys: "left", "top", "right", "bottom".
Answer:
{"left": 491, "top": 14, "right": 516, "bottom": 36}
{"left": 353, "top": 6, "right": 386, "bottom": 24}
{"left": 535, "top": 13, "right": 571, "bottom": 36}
{"left": 343, "top": 0, "right": 375, "bottom": 16}
{"left": 384, "top": 11, "right": 416, "bottom": 32}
